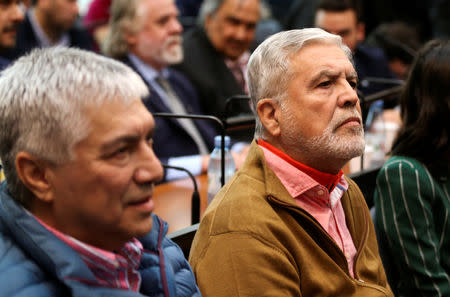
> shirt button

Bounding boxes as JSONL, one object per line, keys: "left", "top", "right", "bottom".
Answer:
{"left": 317, "top": 190, "right": 324, "bottom": 195}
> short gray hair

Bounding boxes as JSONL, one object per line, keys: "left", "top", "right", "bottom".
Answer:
{"left": 102, "top": 0, "right": 142, "bottom": 59}
{"left": 197, "top": 0, "right": 268, "bottom": 26}
{"left": 247, "top": 28, "right": 353, "bottom": 138}
{"left": 0, "top": 47, "right": 148, "bottom": 206}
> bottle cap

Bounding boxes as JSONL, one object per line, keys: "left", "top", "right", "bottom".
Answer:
{"left": 214, "top": 135, "right": 230, "bottom": 148}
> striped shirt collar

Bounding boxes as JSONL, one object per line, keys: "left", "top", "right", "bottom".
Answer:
{"left": 34, "top": 215, "right": 143, "bottom": 291}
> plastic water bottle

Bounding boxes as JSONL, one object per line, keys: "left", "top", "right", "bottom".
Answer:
{"left": 365, "top": 100, "right": 386, "bottom": 168}
{"left": 207, "top": 135, "right": 236, "bottom": 205}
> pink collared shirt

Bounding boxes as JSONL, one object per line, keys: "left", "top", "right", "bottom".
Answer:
{"left": 34, "top": 216, "right": 143, "bottom": 291}
{"left": 259, "top": 143, "right": 358, "bottom": 277}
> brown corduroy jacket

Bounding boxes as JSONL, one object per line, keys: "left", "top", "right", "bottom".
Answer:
{"left": 189, "top": 141, "right": 393, "bottom": 297}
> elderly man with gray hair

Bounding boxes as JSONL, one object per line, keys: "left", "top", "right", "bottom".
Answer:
{"left": 189, "top": 28, "right": 393, "bottom": 297}
{"left": 174, "top": 0, "right": 261, "bottom": 119}
{"left": 0, "top": 47, "right": 201, "bottom": 297}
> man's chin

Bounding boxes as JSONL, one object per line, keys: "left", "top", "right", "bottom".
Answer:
{"left": 163, "top": 51, "right": 183, "bottom": 65}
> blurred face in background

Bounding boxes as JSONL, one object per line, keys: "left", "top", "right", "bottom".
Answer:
{"left": 204, "top": 0, "right": 260, "bottom": 61}
{"left": 315, "top": 9, "right": 364, "bottom": 52}
{"left": 126, "top": 0, "right": 183, "bottom": 70}
{"left": 0, "top": 0, "right": 24, "bottom": 50}
{"left": 40, "top": 0, "right": 79, "bottom": 32}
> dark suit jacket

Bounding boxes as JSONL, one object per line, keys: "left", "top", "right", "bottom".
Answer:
{"left": 0, "top": 56, "right": 10, "bottom": 71}
{"left": 6, "top": 13, "right": 93, "bottom": 60}
{"left": 174, "top": 27, "right": 251, "bottom": 119}
{"left": 124, "top": 57, "right": 216, "bottom": 166}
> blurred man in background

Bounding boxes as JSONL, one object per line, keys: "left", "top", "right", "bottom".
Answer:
{"left": 0, "top": 0, "right": 24, "bottom": 70}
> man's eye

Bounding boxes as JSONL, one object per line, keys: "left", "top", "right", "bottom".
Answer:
{"left": 349, "top": 81, "right": 358, "bottom": 89}
{"left": 318, "top": 81, "right": 332, "bottom": 88}
{"left": 110, "top": 147, "right": 130, "bottom": 160}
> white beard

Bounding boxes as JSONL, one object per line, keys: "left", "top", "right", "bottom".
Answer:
{"left": 283, "top": 107, "right": 365, "bottom": 164}
{"left": 136, "top": 35, "right": 183, "bottom": 67}
{"left": 161, "top": 35, "right": 183, "bottom": 65}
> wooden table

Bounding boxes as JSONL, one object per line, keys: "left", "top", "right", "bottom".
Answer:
{"left": 152, "top": 163, "right": 356, "bottom": 234}
{"left": 153, "top": 175, "right": 208, "bottom": 234}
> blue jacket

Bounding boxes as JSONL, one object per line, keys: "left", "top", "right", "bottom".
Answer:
{"left": 0, "top": 182, "right": 201, "bottom": 297}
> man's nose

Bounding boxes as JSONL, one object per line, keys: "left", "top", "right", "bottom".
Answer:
{"left": 337, "top": 81, "right": 359, "bottom": 108}
{"left": 234, "top": 25, "right": 248, "bottom": 41}
{"left": 134, "top": 143, "right": 164, "bottom": 184}
{"left": 11, "top": 3, "right": 25, "bottom": 22}
{"left": 169, "top": 17, "right": 183, "bottom": 35}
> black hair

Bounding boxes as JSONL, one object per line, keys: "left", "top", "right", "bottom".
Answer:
{"left": 391, "top": 39, "right": 450, "bottom": 176}
{"left": 316, "top": 0, "right": 363, "bottom": 22}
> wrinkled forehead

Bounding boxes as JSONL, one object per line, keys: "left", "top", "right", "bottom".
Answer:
{"left": 80, "top": 97, "right": 153, "bottom": 144}
{"left": 290, "top": 42, "right": 355, "bottom": 76}
{"left": 217, "top": 0, "right": 259, "bottom": 14}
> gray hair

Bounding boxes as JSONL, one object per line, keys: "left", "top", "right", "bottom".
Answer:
{"left": 197, "top": 0, "right": 268, "bottom": 26}
{"left": 102, "top": 0, "right": 142, "bottom": 59}
{"left": 0, "top": 47, "right": 148, "bottom": 206}
{"left": 247, "top": 28, "right": 353, "bottom": 138}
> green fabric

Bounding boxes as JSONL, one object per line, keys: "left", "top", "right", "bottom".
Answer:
{"left": 375, "top": 155, "right": 450, "bottom": 297}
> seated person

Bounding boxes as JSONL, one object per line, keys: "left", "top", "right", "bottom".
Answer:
{"left": 103, "top": 0, "right": 248, "bottom": 181}
{"left": 174, "top": 0, "right": 262, "bottom": 119}
{"left": 374, "top": 39, "right": 450, "bottom": 297}
{"left": 0, "top": 0, "right": 24, "bottom": 70}
{"left": 6, "top": 0, "right": 93, "bottom": 60}
{"left": 314, "top": 0, "right": 396, "bottom": 97}
{"left": 365, "top": 21, "right": 421, "bottom": 80}
{"left": 0, "top": 47, "right": 200, "bottom": 296}
{"left": 189, "top": 28, "right": 393, "bottom": 297}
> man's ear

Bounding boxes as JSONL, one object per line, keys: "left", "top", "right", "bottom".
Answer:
{"left": 123, "top": 28, "right": 137, "bottom": 48}
{"left": 356, "top": 22, "right": 365, "bottom": 43}
{"left": 257, "top": 98, "right": 281, "bottom": 137}
{"left": 204, "top": 13, "right": 215, "bottom": 33}
{"left": 15, "top": 152, "right": 54, "bottom": 203}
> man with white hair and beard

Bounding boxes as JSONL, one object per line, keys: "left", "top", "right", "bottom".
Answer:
{"left": 189, "top": 28, "right": 393, "bottom": 297}
{"left": 103, "top": 0, "right": 217, "bottom": 181}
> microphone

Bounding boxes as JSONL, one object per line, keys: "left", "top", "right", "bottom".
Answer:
{"left": 363, "top": 85, "right": 404, "bottom": 106}
{"left": 152, "top": 112, "right": 227, "bottom": 187}
{"left": 162, "top": 164, "right": 201, "bottom": 225}
{"left": 223, "top": 95, "right": 255, "bottom": 130}
{"left": 360, "top": 77, "right": 405, "bottom": 89}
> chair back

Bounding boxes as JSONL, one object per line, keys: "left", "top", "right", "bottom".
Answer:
{"left": 168, "top": 223, "right": 199, "bottom": 259}
{"left": 348, "top": 166, "right": 382, "bottom": 208}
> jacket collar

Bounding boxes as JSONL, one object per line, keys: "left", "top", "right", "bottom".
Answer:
{"left": 0, "top": 182, "right": 96, "bottom": 281}
{"left": 241, "top": 141, "right": 368, "bottom": 252}
{"left": 241, "top": 140, "right": 299, "bottom": 209}
{"left": 0, "top": 182, "right": 168, "bottom": 292}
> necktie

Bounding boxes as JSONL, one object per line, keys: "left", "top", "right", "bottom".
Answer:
{"left": 155, "top": 76, "right": 209, "bottom": 155}
{"left": 230, "top": 63, "right": 247, "bottom": 94}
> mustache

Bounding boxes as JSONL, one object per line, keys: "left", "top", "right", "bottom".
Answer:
{"left": 164, "top": 35, "right": 182, "bottom": 46}
{"left": 331, "top": 109, "right": 363, "bottom": 130}
{"left": 2, "top": 22, "right": 20, "bottom": 33}
{"left": 137, "top": 182, "right": 154, "bottom": 193}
